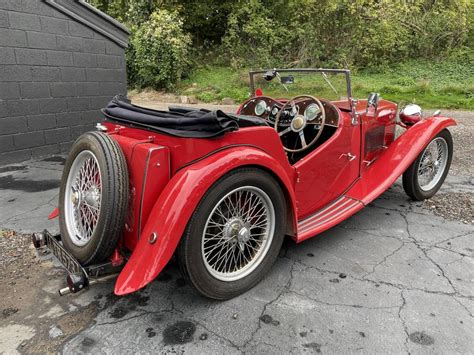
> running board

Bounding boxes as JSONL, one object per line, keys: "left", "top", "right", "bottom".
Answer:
{"left": 296, "top": 195, "right": 364, "bottom": 242}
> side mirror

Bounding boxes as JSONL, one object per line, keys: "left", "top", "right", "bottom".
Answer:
{"left": 367, "top": 93, "right": 380, "bottom": 112}
{"left": 263, "top": 70, "right": 277, "bottom": 82}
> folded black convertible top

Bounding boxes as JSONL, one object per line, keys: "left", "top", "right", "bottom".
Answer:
{"left": 102, "top": 95, "right": 267, "bottom": 138}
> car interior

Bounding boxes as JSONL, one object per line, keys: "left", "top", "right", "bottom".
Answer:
{"left": 238, "top": 95, "right": 340, "bottom": 163}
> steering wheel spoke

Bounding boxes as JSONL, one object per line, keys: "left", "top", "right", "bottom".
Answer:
{"left": 290, "top": 100, "right": 298, "bottom": 115}
{"left": 274, "top": 95, "right": 326, "bottom": 153}
{"left": 299, "top": 131, "right": 307, "bottom": 148}
{"left": 278, "top": 127, "right": 291, "bottom": 137}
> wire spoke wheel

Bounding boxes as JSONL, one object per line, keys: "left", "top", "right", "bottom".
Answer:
{"left": 417, "top": 137, "right": 449, "bottom": 191}
{"left": 201, "top": 186, "right": 275, "bottom": 282}
{"left": 64, "top": 150, "right": 102, "bottom": 247}
{"left": 59, "top": 132, "right": 128, "bottom": 265}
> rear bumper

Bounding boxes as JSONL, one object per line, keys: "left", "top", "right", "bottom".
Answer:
{"left": 32, "top": 230, "right": 124, "bottom": 295}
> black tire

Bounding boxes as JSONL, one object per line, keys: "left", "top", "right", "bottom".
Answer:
{"left": 402, "top": 129, "right": 453, "bottom": 201}
{"left": 177, "top": 168, "right": 287, "bottom": 300}
{"left": 59, "top": 131, "right": 129, "bottom": 265}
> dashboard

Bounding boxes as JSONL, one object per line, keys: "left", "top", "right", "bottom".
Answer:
{"left": 238, "top": 96, "right": 340, "bottom": 127}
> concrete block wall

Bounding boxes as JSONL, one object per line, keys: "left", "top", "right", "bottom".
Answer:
{"left": 0, "top": 0, "right": 128, "bottom": 165}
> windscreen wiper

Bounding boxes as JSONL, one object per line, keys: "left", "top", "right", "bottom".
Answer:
{"left": 320, "top": 71, "right": 339, "bottom": 96}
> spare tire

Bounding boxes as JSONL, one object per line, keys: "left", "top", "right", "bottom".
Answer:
{"left": 59, "top": 131, "right": 129, "bottom": 265}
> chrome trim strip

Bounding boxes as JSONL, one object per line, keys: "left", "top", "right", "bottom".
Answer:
{"left": 299, "top": 200, "right": 360, "bottom": 233}
{"left": 298, "top": 198, "right": 353, "bottom": 230}
{"left": 297, "top": 196, "right": 361, "bottom": 234}
{"left": 299, "top": 196, "right": 348, "bottom": 225}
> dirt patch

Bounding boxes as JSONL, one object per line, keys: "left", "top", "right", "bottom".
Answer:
{"left": 22, "top": 303, "right": 98, "bottom": 354}
{"left": 0, "top": 229, "right": 97, "bottom": 353}
{"left": 422, "top": 192, "right": 474, "bottom": 224}
{"left": 446, "top": 111, "right": 474, "bottom": 177}
{"left": 0, "top": 229, "right": 39, "bottom": 281}
{"left": 128, "top": 89, "right": 181, "bottom": 103}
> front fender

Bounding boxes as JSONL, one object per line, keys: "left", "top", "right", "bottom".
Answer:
{"left": 114, "top": 146, "right": 296, "bottom": 295}
{"left": 348, "top": 116, "right": 456, "bottom": 204}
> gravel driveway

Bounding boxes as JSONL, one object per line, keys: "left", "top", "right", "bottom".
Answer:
{"left": 0, "top": 108, "right": 472, "bottom": 354}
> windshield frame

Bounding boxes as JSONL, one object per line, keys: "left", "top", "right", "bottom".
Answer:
{"left": 248, "top": 68, "right": 353, "bottom": 107}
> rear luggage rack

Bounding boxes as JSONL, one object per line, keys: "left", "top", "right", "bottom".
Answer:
{"left": 32, "top": 230, "right": 125, "bottom": 296}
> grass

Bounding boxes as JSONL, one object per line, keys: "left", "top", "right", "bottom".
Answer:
{"left": 174, "top": 51, "right": 473, "bottom": 110}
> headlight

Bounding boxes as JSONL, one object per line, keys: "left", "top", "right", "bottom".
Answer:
{"left": 400, "top": 104, "right": 422, "bottom": 126}
{"left": 304, "top": 103, "right": 321, "bottom": 121}
{"left": 254, "top": 100, "right": 267, "bottom": 116}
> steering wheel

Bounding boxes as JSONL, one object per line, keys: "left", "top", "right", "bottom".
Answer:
{"left": 274, "top": 95, "right": 326, "bottom": 153}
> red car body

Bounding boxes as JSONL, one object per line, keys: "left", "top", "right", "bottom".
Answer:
{"left": 81, "top": 95, "right": 456, "bottom": 296}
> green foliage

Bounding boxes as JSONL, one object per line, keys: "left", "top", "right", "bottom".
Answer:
{"left": 173, "top": 0, "right": 235, "bottom": 48}
{"left": 87, "top": 0, "right": 129, "bottom": 22}
{"left": 221, "top": 0, "right": 288, "bottom": 68}
{"left": 129, "top": 10, "right": 191, "bottom": 90}
{"left": 125, "top": 0, "right": 158, "bottom": 24}
{"left": 179, "top": 67, "right": 249, "bottom": 102}
{"left": 88, "top": 0, "right": 472, "bottom": 92}
{"left": 219, "top": 0, "right": 471, "bottom": 69}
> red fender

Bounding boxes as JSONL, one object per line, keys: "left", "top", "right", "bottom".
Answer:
{"left": 48, "top": 207, "right": 59, "bottom": 220}
{"left": 114, "top": 147, "right": 296, "bottom": 295}
{"left": 347, "top": 116, "right": 456, "bottom": 204}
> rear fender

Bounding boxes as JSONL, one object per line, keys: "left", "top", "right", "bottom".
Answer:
{"left": 114, "top": 146, "right": 296, "bottom": 295}
{"left": 348, "top": 116, "right": 456, "bottom": 204}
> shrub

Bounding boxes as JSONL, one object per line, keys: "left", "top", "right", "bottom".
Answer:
{"left": 129, "top": 10, "right": 191, "bottom": 90}
{"left": 221, "top": 0, "right": 288, "bottom": 68}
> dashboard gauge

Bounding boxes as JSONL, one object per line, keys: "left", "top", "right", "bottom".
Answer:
{"left": 271, "top": 106, "right": 279, "bottom": 115}
{"left": 254, "top": 100, "right": 267, "bottom": 116}
{"left": 304, "top": 104, "right": 321, "bottom": 121}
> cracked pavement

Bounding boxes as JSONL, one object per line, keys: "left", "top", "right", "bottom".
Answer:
{"left": 1, "top": 114, "right": 473, "bottom": 353}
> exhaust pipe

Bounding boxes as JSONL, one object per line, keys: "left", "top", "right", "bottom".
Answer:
{"left": 58, "top": 273, "right": 119, "bottom": 296}
{"left": 31, "top": 232, "right": 46, "bottom": 248}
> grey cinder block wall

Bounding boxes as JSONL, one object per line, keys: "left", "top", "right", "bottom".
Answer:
{"left": 0, "top": 0, "right": 129, "bottom": 165}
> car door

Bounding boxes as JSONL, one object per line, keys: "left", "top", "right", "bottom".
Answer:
{"left": 294, "top": 111, "right": 361, "bottom": 219}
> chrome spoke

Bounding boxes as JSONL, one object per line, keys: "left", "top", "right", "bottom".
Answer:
{"left": 279, "top": 127, "right": 291, "bottom": 136}
{"left": 299, "top": 130, "right": 307, "bottom": 148}
{"left": 290, "top": 100, "right": 297, "bottom": 114}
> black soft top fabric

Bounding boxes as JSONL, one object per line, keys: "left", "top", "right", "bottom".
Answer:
{"left": 102, "top": 95, "right": 267, "bottom": 138}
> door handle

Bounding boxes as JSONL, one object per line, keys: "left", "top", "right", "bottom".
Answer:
{"left": 339, "top": 152, "right": 356, "bottom": 161}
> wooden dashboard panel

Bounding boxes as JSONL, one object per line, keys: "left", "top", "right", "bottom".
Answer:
{"left": 239, "top": 97, "right": 339, "bottom": 127}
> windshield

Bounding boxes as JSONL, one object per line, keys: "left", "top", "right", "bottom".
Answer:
{"left": 249, "top": 68, "right": 352, "bottom": 105}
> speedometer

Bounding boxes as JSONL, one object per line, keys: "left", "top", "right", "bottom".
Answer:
{"left": 254, "top": 100, "right": 267, "bottom": 116}
{"left": 304, "top": 104, "right": 321, "bottom": 121}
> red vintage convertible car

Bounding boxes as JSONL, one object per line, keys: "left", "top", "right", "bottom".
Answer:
{"left": 33, "top": 68, "right": 455, "bottom": 300}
